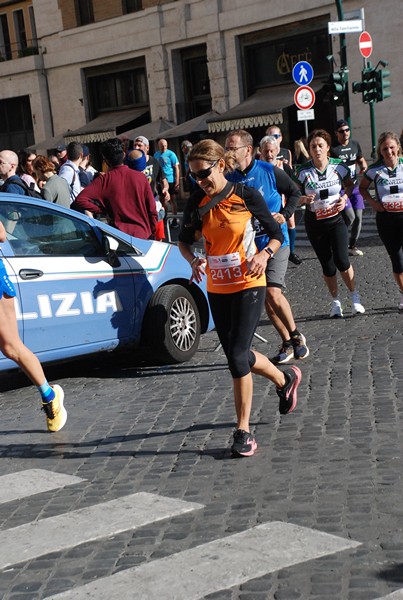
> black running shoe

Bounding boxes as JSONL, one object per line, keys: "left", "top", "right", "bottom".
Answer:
{"left": 231, "top": 429, "right": 257, "bottom": 457}
{"left": 289, "top": 252, "right": 302, "bottom": 265}
{"left": 276, "top": 366, "right": 302, "bottom": 415}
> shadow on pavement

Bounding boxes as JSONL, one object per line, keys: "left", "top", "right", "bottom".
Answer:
{"left": 0, "top": 422, "right": 245, "bottom": 461}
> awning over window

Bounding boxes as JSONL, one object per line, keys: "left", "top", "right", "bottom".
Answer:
{"left": 64, "top": 107, "right": 149, "bottom": 144}
{"left": 119, "top": 118, "right": 175, "bottom": 142}
{"left": 207, "top": 84, "right": 306, "bottom": 133}
{"left": 27, "top": 133, "right": 67, "bottom": 153}
{"left": 163, "top": 111, "right": 220, "bottom": 139}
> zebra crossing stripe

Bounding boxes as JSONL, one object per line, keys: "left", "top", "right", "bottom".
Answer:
{"left": 374, "top": 593, "right": 403, "bottom": 599}
{"left": 45, "top": 521, "right": 361, "bottom": 600}
{"left": 0, "top": 492, "right": 203, "bottom": 571}
{"left": 0, "top": 469, "right": 85, "bottom": 504}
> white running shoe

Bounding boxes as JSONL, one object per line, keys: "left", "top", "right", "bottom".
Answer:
{"left": 352, "top": 302, "right": 366, "bottom": 315}
{"left": 351, "top": 292, "right": 365, "bottom": 315}
{"left": 330, "top": 301, "right": 343, "bottom": 319}
{"left": 348, "top": 247, "right": 364, "bottom": 256}
{"left": 399, "top": 294, "right": 403, "bottom": 312}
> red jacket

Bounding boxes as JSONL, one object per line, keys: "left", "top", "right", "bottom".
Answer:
{"left": 75, "top": 165, "right": 157, "bottom": 239}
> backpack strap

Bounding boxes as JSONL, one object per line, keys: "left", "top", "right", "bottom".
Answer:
{"left": 1, "top": 178, "right": 29, "bottom": 194}
{"left": 61, "top": 163, "right": 77, "bottom": 198}
{"left": 197, "top": 181, "right": 234, "bottom": 217}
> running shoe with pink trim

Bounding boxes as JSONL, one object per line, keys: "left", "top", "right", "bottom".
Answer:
{"left": 276, "top": 366, "right": 301, "bottom": 415}
{"left": 231, "top": 429, "right": 257, "bottom": 457}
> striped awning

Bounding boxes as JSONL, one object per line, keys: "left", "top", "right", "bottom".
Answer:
{"left": 64, "top": 107, "right": 149, "bottom": 144}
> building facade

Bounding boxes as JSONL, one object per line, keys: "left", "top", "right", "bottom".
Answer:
{"left": 0, "top": 0, "right": 401, "bottom": 158}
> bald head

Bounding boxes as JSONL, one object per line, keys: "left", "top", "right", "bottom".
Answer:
{"left": 0, "top": 150, "right": 18, "bottom": 179}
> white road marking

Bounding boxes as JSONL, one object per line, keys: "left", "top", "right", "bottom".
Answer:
{"left": 45, "top": 521, "right": 361, "bottom": 600}
{"left": 374, "top": 592, "right": 403, "bottom": 599}
{"left": 0, "top": 492, "right": 203, "bottom": 570}
{"left": 0, "top": 469, "right": 85, "bottom": 504}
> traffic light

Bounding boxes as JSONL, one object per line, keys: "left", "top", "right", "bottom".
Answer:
{"left": 352, "top": 67, "right": 377, "bottom": 104}
{"left": 324, "top": 69, "right": 348, "bottom": 105}
{"left": 374, "top": 68, "right": 391, "bottom": 102}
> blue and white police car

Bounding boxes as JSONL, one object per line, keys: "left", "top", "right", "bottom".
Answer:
{"left": 0, "top": 194, "right": 213, "bottom": 371}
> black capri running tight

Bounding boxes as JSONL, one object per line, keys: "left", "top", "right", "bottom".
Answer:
{"left": 304, "top": 212, "right": 350, "bottom": 277}
{"left": 376, "top": 212, "right": 403, "bottom": 273}
{"left": 208, "top": 287, "right": 266, "bottom": 379}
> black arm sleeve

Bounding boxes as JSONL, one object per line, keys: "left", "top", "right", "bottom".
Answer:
{"left": 273, "top": 165, "right": 301, "bottom": 220}
{"left": 243, "top": 186, "right": 284, "bottom": 245}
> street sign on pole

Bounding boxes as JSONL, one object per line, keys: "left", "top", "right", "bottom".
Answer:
{"left": 297, "top": 109, "right": 315, "bottom": 121}
{"left": 328, "top": 20, "right": 363, "bottom": 34}
{"left": 359, "top": 31, "right": 373, "bottom": 58}
{"left": 294, "top": 86, "right": 316, "bottom": 111}
{"left": 292, "top": 61, "right": 314, "bottom": 87}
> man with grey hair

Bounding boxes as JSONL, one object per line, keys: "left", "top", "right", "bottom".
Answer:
{"left": 263, "top": 129, "right": 301, "bottom": 265}
{"left": 259, "top": 135, "right": 282, "bottom": 164}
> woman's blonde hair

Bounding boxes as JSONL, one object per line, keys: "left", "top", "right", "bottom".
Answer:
{"left": 376, "top": 131, "right": 402, "bottom": 160}
{"left": 188, "top": 139, "right": 237, "bottom": 173}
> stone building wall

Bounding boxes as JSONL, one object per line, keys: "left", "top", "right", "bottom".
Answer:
{"left": 0, "top": 0, "right": 401, "bottom": 156}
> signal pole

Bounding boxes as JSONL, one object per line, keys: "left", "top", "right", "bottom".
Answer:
{"left": 335, "top": 0, "right": 351, "bottom": 126}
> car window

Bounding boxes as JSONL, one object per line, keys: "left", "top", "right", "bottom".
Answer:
{"left": 0, "top": 202, "right": 103, "bottom": 257}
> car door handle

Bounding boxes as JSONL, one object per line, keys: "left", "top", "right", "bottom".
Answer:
{"left": 19, "top": 269, "right": 44, "bottom": 280}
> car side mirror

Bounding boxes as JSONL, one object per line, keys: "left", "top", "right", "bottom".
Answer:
{"left": 103, "top": 235, "right": 121, "bottom": 268}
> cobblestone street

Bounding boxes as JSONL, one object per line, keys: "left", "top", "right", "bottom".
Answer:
{"left": 0, "top": 231, "right": 402, "bottom": 600}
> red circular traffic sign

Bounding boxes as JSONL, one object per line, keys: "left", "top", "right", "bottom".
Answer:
{"left": 359, "top": 31, "right": 373, "bottom": 58}
{"left": 294, "top": 85, "right": 315, "bottom": 110}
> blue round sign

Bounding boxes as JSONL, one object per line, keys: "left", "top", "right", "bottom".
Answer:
{"left": 292, "top": 61, "right": 314, "bottom": 86}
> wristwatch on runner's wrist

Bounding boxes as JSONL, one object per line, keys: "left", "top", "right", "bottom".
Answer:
{"left": 264, "top": 247, "right": 274, "bottom": 258}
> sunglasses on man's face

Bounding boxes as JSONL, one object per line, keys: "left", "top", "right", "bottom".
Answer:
{"left": 189, "top": 160, "right": 218, "bottom": 181}
{"left": 338, "top": 128, "right": 350, "bottom": 133}
{"left": 271, "top": 134, "right": 281, "bottom": 139}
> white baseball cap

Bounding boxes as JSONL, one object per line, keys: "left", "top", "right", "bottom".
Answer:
{"left": 135, "top": 135, "right": 149, "bottom": 146}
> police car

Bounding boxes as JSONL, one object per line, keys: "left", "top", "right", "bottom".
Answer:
{"left": 0, "top": 194, "right": 213, "bottom": 371}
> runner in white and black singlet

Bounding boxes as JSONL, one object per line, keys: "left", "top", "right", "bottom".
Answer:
{"left": 331, "top": 119, "right": 368, "bottom": 256}
{"left": 359, "top": 131, "right": 403, "bottom": 311}
{"left": 295, "top": 129, "right": 366, "bottom": 319}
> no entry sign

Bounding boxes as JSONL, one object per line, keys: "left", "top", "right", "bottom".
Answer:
{"left": 294, "top": 86, "right": 316, "bottom": 110}
{"left": 359, "top": 31, "right": 373, "bottom": 58}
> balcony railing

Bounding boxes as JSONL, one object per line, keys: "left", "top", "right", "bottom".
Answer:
{"left": 0, "top": 38, "right": 39, "bottom": 62}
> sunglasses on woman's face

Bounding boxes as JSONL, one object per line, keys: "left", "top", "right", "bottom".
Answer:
{"left": 189, "top": 160, "right": 218, "bottom": 180}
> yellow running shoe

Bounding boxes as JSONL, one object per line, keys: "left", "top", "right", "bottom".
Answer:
{"left": 42, "top": 385, "right": 67, "bottom": 432}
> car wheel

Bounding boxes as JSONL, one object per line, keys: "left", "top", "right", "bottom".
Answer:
{"left": 142, "top": 284, "right": 201, "bottom": 364}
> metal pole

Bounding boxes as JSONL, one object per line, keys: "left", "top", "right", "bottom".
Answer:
{"left": 335, "top": 0, "right": 351, "bottom": 126}
{"left": 369, "top": 101, "right": 376, "bottom": 159}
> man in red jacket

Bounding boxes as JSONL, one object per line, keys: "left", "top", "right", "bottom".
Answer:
{"left": 74, "top": 138, "right": 157, "bottom": 240}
